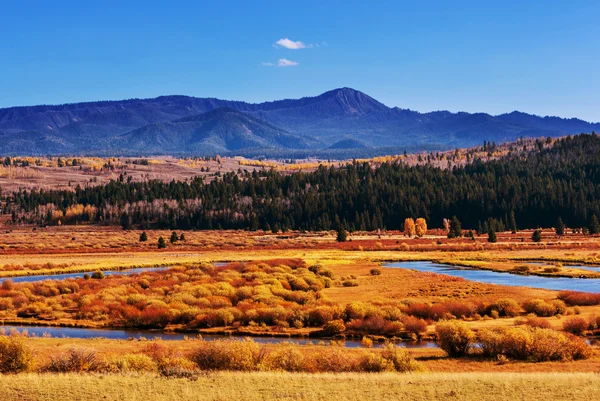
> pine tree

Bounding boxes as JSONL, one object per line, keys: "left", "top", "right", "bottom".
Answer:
{"left": 139, "top": 231, "right": 148, "bottom": 242}
{"left": 336, "top": 227, "right": 348, "bottom": 242}
{"left": 589, "top": 215, "right": 600, "bottom": 235}
{"left": 447, "top": 216, "right": 462, "bottom": 238}
{"left": 120, "top": 212, "right": 131, "bottom": 230}
{"left": 487, "top": 228, "right": 497, "bottom": 243}
{"left": 532, "top": 229, "right": 542, "bottom": 242}
{"left": 509, "top": 211, "right": 517, "bottom": 234}
{"left": 157, "top": 236, "right": 166, "bottom": 249}
{"left": 170, "top": 231, "right": 178, "bottom": 243}
{"left": 555, "top": 218, "right": 565, "bottom": 236}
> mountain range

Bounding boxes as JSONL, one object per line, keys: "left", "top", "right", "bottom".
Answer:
{"left": 1, "top": 87, "right": 598, "bottom": 156}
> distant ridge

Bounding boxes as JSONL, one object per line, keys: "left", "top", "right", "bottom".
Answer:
{"left": 0, "top": 88, "right": 598, "bottom": 156}
{"left": 118, "top": 107, "right": 316, "bottom": 153}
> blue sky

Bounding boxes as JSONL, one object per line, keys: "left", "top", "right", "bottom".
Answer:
{"left": 2, "top": 0, "right": 599, "bottom": 121}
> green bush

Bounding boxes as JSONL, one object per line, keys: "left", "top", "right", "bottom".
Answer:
{"left": 91, "top": 271, "right": 105, "bottom": 279}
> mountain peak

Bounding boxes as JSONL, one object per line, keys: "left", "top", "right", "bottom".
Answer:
{"left": 311, "top": 87, "right": 388, "bottom": 115}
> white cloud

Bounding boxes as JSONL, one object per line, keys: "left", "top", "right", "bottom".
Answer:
{"left": 274, "top": 38, "right": 307, "bottom": 49}
{"left": 261, "top": 62, "right": 275, "bottom": 66}
{"left": 278, "top": 58, "right": 299, "bottom": 67}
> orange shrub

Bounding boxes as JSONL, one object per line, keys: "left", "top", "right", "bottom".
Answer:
{"left": 562, "top": 316, "right": 589, "bottom": 335}
{"left": 477, "top": 326, "right": 592, "bottom": 361}
{"left": 558, "top": 291, "right": 600, "bottom": 306}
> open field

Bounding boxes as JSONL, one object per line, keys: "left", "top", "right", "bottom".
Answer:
{"left": 1, "top": 227, "right": 600, "bottom": 277}
{"left": 2, "top": 371, "right": 599, "bottom": 401}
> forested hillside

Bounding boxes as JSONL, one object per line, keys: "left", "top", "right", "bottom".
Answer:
{"left": 3, "top": 134, "right": 600, "bottom": 231}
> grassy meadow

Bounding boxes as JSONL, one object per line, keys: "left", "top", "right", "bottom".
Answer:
{"left": 2, "top": 372, "right": 599, "bottom": 401}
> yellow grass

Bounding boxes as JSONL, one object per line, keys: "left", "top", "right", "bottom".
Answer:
{"left": 1, "top": 371, "right": 599, "bottom": 401}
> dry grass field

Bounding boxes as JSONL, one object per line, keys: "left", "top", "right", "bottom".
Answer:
{"left": 2, "top": 372, "right": 599, "bottom": 401}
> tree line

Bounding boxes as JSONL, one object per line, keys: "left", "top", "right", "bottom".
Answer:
{"left": 3, "top": 133, "right": 600, "bottom": 232}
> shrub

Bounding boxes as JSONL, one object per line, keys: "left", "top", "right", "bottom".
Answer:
{"left": 157, "top": 356, "right": 198, "bottom": 379}
{"left": 477, "top": 326, "right": 592, "bottom": 361}
{"left": 358, "top": 353, "right": 394, "bottom": 372}
{"left": 522, "top": 299, "right": 559, "bottom": 317}
{"left": 369, "top": 268, "right": 382, "bottom": 276}
{"left": 382, "top": 344, "right": 424, "bottom": 372}
{"left": 90, "top": 271, "right": 105, "bottom": 279}
{"left": 563, "top": 316, "right": 589, "bottom": 335}
{"left": 336, "top": 228, "right": 348, "bottom": 242}
{"left": 106, "top": 353, "right": 158, "bottom": 373}
{"left": 401, "top": 315, "right": 428, "bottom": 337}
{"left": 558, "top": 291, "right": 600, "bottom": 306}
{"left": 435, "top": 320, "right": 475, "bottom": 357}
{"left": 489, "top": 298, "right": 520, "bottom": 317}
{"left": 261, "top": 345, "right": 308, "bottom": 372}
{"left": 43, "top": 347, "right": 103, "bottom": 373}
{"left": 189, "top": 339, "right": 261, "bottom": 371}
{"left": 322, "top": 319, "right": 346, "bottom": 336}
{"left": 1, "top": 280, "right": 14, "bottom": 291}
{"left": 345, "top": 302, "right": 368, "bottom": 319}
{"left": 342, "top": 279, "right": 359, "bottom": 287}
{"left": 0, "top": 334, "right": 34, "bottom": 373}
{"left": 514, "top": 315, "right": 552, "bottom": 329}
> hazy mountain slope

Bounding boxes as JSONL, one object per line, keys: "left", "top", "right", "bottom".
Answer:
{"left": 118, "top": 107, "right": 315, "bottom": 154}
